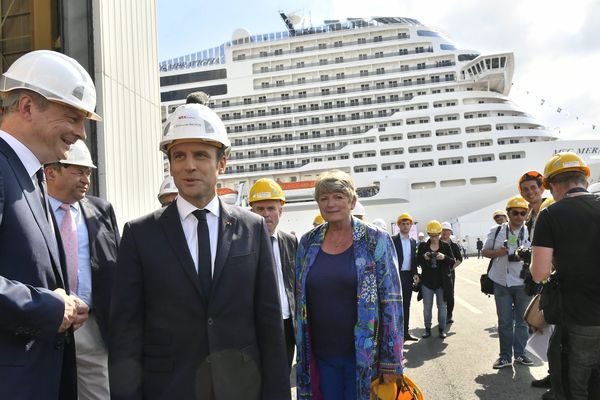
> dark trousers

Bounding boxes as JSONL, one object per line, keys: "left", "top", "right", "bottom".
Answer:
{"left": 399, "top": 270, "right": 414, "bottom": 334}
{"left": 446, "top": 270, "right": 456, "bottom": 319}
{"left": 284, "top": 317, "right": 295, "bottom": 371}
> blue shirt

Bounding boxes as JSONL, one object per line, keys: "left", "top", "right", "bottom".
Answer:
{"left": 306, "top": 246, "right": 357, "bottom": 357}
{"left": 49, "top": 197, "right": 92, "bottom": 307}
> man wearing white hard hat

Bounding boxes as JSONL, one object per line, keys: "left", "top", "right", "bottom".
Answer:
{"left": 109, "top": 104, "right": 290, "bottom": 399}
{"left": 0, "top": 50, "right": 100, "bottom": 400}
{"left": 45, "top": 140, "right": 119, "bottom": 400}
{"left": 157, "top": 175, "right": 178, "bottom": 207}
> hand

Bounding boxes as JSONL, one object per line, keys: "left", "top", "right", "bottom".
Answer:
{"left": 54, "top": 288, "right": 77, "bottom": 333}
{"left": 71, "top": 296, "right": 89, "bottom": 331}
{"left": 496, "top": 247, "right": 508, "bottom": 257}
{"left": 436, "top": 253, "right": 445, "bottom": 260}
{"left": 423, "top": 252, "right": 431, "bottom": 260}
{"left": 382, "top": 373, "right": 403, "bottom": 384}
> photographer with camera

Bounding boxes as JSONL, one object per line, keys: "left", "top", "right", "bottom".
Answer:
{"left": 482, "top": 196, "right": 534, "bottom": 369}
{"left": 531, "top": 152, "right": 600, "bottom": 400}
{"left": 416, "top": 220, "right": 455, "bottom": 339}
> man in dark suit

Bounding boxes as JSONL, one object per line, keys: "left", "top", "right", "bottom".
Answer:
{"left": 392, "top": 213, "right": 419, "bottom": 341}
{"left": 248, "top": 178, "right": 297, "bottom": 370}
{"left": 0, "top": 50, "right": 99, "bottom": 399}
{"left": 45, "top": 140, "right": 119, "bottom": 400}
{"left": 109, "top": 103, "right": 290, "bottom": 400}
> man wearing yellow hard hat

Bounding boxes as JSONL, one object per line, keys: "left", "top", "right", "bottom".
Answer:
{"left": 492, "top": 209, "right": 508, "bottom": 225}
{"left": 531, "top": 152, "right": 600, "bottom": 399}
{"left": 482, "top": 196, "right": 533, "bottom": 369}
{"left": 392, "top": 213, "right": 419, "bottom": 341}
{"left": 248, "top": 178, "right": 297, "bottom": 371}
{"left": 517, "top": 170, "right": 548, "bottom": 240}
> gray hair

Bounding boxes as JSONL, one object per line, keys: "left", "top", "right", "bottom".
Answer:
{"left": 547, "top": 171, "right": 588, "bottom": 187}
{"left": 314, "top": 170, "right": 357, "bottom": 201}
{"left": 0, "top": 90, "right": 49, "bottom": 123}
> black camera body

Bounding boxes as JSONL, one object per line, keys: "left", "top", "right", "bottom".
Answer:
{"left": 428, "top": 251, "right": 439, "bottom": 268}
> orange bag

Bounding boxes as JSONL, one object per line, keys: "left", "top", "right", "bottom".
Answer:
{"left": 370, "top": 374, "right": 424, "bottom": 400}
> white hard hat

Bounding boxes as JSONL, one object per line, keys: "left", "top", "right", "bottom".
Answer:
{"left": 352, "top": 201, "right": 365, "bottom": 216}
{"left": 59, "top": 140, "right": 96, "bottom": 168}
{"left": 0, "top": 50, "right": 101, "bottom": 121}
{"left": 371, "top": 218, "right": 387, "bottom": 232}
{"left": 418, "top": 232, "right": 425, "bottom": 238}
{"left": 441, "top": 221, "right": 452, "bottom": 231}
{"left": 158, "top": 176, "right": 178, "bottom": 200}
{"left": 159, "top": 103, "right": 231, "bottom": 156}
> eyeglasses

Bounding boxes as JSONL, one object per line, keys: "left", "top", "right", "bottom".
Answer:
{"left": 509, "top": 210, "right": 527, "bottom": 217}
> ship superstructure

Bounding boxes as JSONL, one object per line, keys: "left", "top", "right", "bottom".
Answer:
{"left": 159, "top": 16, "right": 600, "bottom": 233}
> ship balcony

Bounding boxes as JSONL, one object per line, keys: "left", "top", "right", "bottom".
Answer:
{"left": 252, "top": 47, "right": 440, "bottom": 74}
{"left": 460, "top": 53, "right": 514, "bottom": 96}
{"left": 253, "top": 60, "right": 451, "bottom": 90}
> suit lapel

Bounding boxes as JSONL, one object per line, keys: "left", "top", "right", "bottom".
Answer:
{"left": 80, "top": 198, "right": 99, "bottom": 257}
{"left": 211, "top": 201, "right": 236, "bottom": 293}
{"left": 159, "top": 202, "right": 204, "bottom": 298}
{"left": 1, "top": 139, "right": 65, "bottom": 286}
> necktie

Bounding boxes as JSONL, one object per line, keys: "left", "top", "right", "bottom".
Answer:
{"left": 35, "top": 168, "right": 49, "bottom": 219}
{"left": 193, "top": 209, "right": 212, "bottom": 296}
{"left": 60, "top": 203, "right": 78, "bottom": 293}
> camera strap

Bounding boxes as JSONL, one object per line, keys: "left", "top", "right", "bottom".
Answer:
{"left": 505, "top": 224, "right": 524, "bottom": 247}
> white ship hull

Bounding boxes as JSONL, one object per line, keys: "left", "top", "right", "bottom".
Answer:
{"left": 159, "top": 16, "right": 600, "bottom": 236}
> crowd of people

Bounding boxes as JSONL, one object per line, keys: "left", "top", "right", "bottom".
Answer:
{"left": 1, "top": 50, "right": 599, "bottom": 400}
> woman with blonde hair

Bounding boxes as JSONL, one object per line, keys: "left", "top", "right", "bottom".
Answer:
{"left": 295, "top": 170, "right": 404, "bottom": 400}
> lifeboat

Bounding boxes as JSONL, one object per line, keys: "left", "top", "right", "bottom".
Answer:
{"left": 217, "top": 187, "right": 238, "bottom": 204}
{"left": 278, "top": 180, "right": 316, "bottom": 202}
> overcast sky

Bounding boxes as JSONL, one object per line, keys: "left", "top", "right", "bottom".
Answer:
{"left": 157, "top": 0, "right": 600, "bottom": 135}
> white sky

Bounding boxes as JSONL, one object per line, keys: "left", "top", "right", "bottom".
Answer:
{"left": 157, "top": 0, "right": 600, "bottom": 135}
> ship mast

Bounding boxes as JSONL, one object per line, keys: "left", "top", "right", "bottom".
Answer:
{"left": 279, "top": 11, "right": 296, "bottom": 36}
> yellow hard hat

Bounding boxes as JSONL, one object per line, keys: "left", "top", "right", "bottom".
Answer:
{"left": 426, "top": 220, "right": 442, "bottom": 235}
{"left": 248, "top": 178, "right": 285, "bottom": 205}
{"left": 543, "top": 152, "right": 590, "bottom": 189}
{"left": 313, "top": 214, "right": 324, "bottom": 226}
{"left": 396, "top": 212, "right": 413, "bottom": 225}
{"left": 506, "top": 196, "right": 528, "bottom": 210}
{"left": 493, "top": 209, "right": 508, "bottom": 218}
{"left": 540, "top": 197, "right": 555, "bottom": 211}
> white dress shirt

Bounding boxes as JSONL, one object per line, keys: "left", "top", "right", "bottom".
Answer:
{"left": 271, "top": 231, "right": 291, "bottom": 319}
{"left": 0, "top": 130, "right": 42, "bottom": 185}
{"left": 176, "top": 195, "right": 220, "bottom": 275}
{"left": 399, "top": 234, "right": 412, "bottom": 272}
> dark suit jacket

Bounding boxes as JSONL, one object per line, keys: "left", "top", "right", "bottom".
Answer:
{"left": 392, "top": 234, "right": 417, "bottom": 275}
{"left": 109, "top": 199, "right": 290, "bottom": 400}
{"left": 79, "top": 195, "right": 120, "bottom": 344}
{"left": 276, "top": 230, "right": 297, "bottom": 331}
{"left": 0, "top": 137, "right": 77, "bottom": 400}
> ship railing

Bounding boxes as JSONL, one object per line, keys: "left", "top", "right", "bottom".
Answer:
{"left": 215, "top": 77, "right": 454, "bottom": 116}
{"left": 228, "top": 129, "right": 372, "bottom": 152}
{"left": 240, "top": 33, "right": 412, "bottom": 62}
{"left": 228, "top": 142, "right": 353, "bottom": 161}
{"left": 252, "top": 47, "right": 440, "bottom": 74}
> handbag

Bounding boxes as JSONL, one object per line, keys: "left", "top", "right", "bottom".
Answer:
{"left": 480, "top": 225, "right": 502, "bottom": 295}
{"left": 370, "top": 375, "right": 423, "bottom": 400}
{"left": 539, "top": 272, "right": 561, "bottom": 325}
{"left": 524, "top": 293, "right": 546, "bottom": 329}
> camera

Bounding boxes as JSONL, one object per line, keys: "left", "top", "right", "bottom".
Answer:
{"left": 515, "top": 247, "right": 531, "bottom": 264}
{"left": 507, "top": 253, "right": 521, "bottom": 262}
{"left": 427, "top": 251, "right": 439, "bottom": 268}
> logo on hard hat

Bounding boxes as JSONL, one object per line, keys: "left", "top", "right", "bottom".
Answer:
{"left": 71, "top": 86, "right": 84, "bottom": 101}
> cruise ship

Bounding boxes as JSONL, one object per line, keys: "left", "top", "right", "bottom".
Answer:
{"left": 159, "top": 15, "right": 600, "bottom": 234}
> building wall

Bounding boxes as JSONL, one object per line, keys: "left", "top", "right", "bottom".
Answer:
{"left": 92, "top": 0, "right": 163, "bottom": 227}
